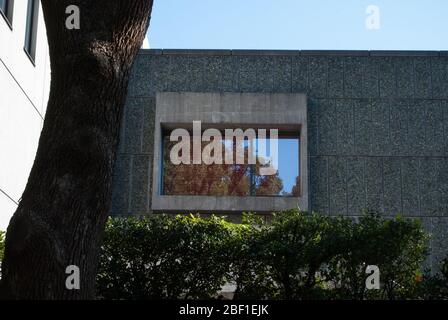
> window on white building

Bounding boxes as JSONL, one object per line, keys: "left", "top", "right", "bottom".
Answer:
{"left": 0, "top": 0, "right": 14, "bottom": 28}
{"left": 24, "top": 0, "right": 39, "bottom": 63}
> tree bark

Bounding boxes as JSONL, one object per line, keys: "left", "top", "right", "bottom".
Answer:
{"left": 0, "top": 0, "right": 153, "bottom": 299}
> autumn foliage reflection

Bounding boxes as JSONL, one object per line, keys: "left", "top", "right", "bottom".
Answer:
{"left": 162, "top": 137, "right": 300, "bottom": 197}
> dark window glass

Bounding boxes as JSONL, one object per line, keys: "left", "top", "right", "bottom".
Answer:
{"left": 24, "top": 0, "right": 39, "bottom": 63}
{"left": 161, "top": 129, "right": 300, "bottom": 197}
{"left": 0, "top": 0, "right": 14, "bottom": 27}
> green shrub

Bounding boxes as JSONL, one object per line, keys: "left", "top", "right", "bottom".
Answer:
{"left": 325, "top": 212, "right": 428, "bottom": 300}
{"left": 97, "top": 210, "right": 442, "bottom": 300}
{"left": 233, "top": 210, "right": 428, "bottom": 300}
{"left": 232, "top": 210, "right": 352, "bottom": 300}
{"left": 416, "top": 257, "right": 448, "bottom": 299}
{"left": 96, "top": 215, "right": 233, "bottom": 299}
{"left": 229, "top": 214, "right": 275, "bottom": 300}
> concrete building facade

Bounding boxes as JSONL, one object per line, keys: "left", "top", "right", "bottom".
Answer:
{"left": 0, "top": 0, "right": 50, "bottom": 230}
{"left": 0, "top": 2, "right": 446, "bottom": 270}
{"left": 112, "top": 49, "right": 448, "bottom": 270}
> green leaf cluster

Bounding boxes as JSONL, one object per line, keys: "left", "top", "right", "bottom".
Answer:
{"left": 96, "top": 210, "right": 443, "bottom": 300}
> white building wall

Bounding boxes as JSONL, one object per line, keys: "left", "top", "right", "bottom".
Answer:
{"left": 0, "top": 1, "right": 50, "bottom": 230}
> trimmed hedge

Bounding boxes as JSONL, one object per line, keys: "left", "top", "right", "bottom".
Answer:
{"left": 97, "top": 215, "right": 234, "bottom": 299}
{"left": 96, "top": 210, "right": 447, "bottom": 300}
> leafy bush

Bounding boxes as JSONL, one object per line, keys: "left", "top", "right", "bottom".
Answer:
{"left": 228, "top": 214, "right": 275, "bottom": 299}
{"left": 416, "top": 258, "right": 448, "bottom": 299}
{"left": 232, "top": 210, "right": 428, "bottom": 300}
{"left": 232, "top": 210, "right": 351, "bottom": 300}
{"left": 325, "top": 212, "right": 428, "bottom": 300}
{"left": 97, "top": 210, "right": 444, "bottom": 300}
{"left": 97, "top": 215, "right": 233, "bottom": 299}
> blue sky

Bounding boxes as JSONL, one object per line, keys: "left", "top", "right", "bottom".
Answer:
{"left": 277, "top": 139, "right": 299, "bottom": 194}
{"left": 147, "top": 0, "right": 448, "bottom": 50}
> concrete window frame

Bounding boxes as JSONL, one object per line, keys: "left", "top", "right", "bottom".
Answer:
{"left": 151, "top": 92, "right": 308, "bottom": 214}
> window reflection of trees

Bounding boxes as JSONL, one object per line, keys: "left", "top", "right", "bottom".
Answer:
{"left": 162, "top": 137, "right": 300, "bottom": 197}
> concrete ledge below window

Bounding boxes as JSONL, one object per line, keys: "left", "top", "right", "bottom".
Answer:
{"left": 152, "top": 195, "right": 305, "bottom": 214}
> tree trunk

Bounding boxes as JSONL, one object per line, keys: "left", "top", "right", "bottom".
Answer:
{"left": 0, "top": 0, "right": 153, "bottom": 299}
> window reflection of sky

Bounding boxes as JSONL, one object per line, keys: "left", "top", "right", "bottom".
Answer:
{"left": 221, "top": 137, "right": 299, "bottom": 193}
